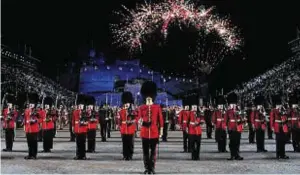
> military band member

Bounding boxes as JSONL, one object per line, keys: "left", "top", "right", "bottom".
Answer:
{"left": 161, "top": 105, "right": 170, "bottom": 142}
{"left": 73, "top": 104, "right": 88, "bottom": 160}
{"left": 204, "top": 105, "right": 213, "bottom": 139}
{"left": 265, "top": 104, "right": 273, "bottom": 139}
{"left": 246, "top": 103, "right": 256, "bottom": 143}
{"left": 87, "top": 105, "right": 98, "bottom": 153}
{"left": 99, "top": 104, "right": 110, "bottom": 142}
{"left": 69, "top": 105, "right": 76, "bottom": 141}
{"left": 50, "top": 105, "right": 58, "bottom": 138}
{"left": 24, "top": 101, "right": 39, "bottom": 159}
{"left": 250, "top": 96, "right": 268, "bottom": 152}
{"left": 138, "top": 81, "right": 164, "bottom": 174}
{"left": 178, "top": 105, "right": 191, "bottom": 153}
{"left": 2, "top": 99, "right": 17, "bottom": 152}
{"left": 288, "top": 93, "right": 300, "bottom": 152}
{"left": 270, "top": 95, "right": 289, "bottom": 159}
{"left": 36, "top": 104, "right": 43, "bottom": 142}
{"left": 120, "top": 91, "right": 137, "bottom": 160}
{"left": 188, "top": 105, "right": 204, "bottom": 160}
{"left": 212, "top": 96, "right": 228, "bottom": 153}
{"left": 225, "top": 93, "right": 243, "bottom": 160}
{"left": 41, "top": 98, "right": 55, "bottom": 152}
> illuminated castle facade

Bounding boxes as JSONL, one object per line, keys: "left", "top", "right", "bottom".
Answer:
{"left": 77, "top": 50, "right": 197, "bottom": 106}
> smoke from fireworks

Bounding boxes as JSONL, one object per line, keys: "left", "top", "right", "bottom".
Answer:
{"left": 189, "top": 30, "right": 236, "bottom": 75}
{"left": 111, "top": 0, "right": 241, "bottom": 52}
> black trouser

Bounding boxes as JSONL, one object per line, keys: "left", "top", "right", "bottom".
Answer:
{"left": 53, "top": 122, "right": 57, "bottom": 137}
{"left": 248, "top": 123, "right": 255, "bottom": 143}
{"left": 206, "top": 124, "right": 213, "bottom": 139}
{"left": 228, "top": 130, "right": 241, "bottom": 158}
{"left": 122, "top": 134, "right": 134, "bottom": 159}
{"left": 291, "top": 128, "right": 300, "bottom": 152}
{"left": 69, "top": 120, "right": 75, "bottom": 141}
{"left": 43, "top": 129, "right": 53, "bottom": 151}
{"left": 275, "top": 129, "right": 287, "bottom": 158}
{"left": 5, "top": 128, "right": 14, "bottom": 150}
{"left": 256, "top": 128, "right": 266, "bottom": 151}
{"left": 267, "top": 122, "right": 273, "bottom": 139}
{"left": 26, "top": 132, "right": 38, "bottom": 158}
{"left": 162, "top": 123, "right": 169, "bottom": 141}
{"left": 170, "top": 119, "right": 175, "bottom": 131}
{"left": 215, "top": 128, "right": 227, "bottom": 152}
{"left": 38, "top": 128, "right": 43, "bottom": 141}
{"left": 76, "top": 133, "right": 87, "bottom": 158}
{"left": 189, "top": 134, "right": 201, "bottom": 160}
{"left": 100, "top": 122, "right": 107, "bottom": 141}
{"left": 106, "top": 120, "right": 111, "bottom": 138}
{"left": 182, "top": 130, "right": 190, "bottom": 152}
{"left": 87, "top": 129, "right": 96, "bottom": 151}
{"left": 286, "top": 131, "right": 291, "bottom": 142}
{"left": 142, "top": 138, "right": 158, "bottom": 172}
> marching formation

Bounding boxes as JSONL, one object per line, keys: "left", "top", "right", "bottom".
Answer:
{"left": 1, "top": 81, "right": 300, "bottom": 174}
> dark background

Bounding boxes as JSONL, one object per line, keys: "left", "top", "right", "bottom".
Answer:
{"left": 2, "top": 0, "right": 300, "bottom": 94}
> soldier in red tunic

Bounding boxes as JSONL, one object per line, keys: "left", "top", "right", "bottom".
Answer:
{"left": 251, "top": 95, "right": 268, "bottom": 152}
{"left": 188, "top": 105, "right": 205, "bottom": 160}
{"left": 270, "top": 94, "right": 289, "bottom": 159}
{"left": 41, "top": 97, "right": 55, "bottom": 152}
{"left": 87, "top": 105, "right": 98, "bottom": 153}
{"left": 73, "top": 103, "right": 88, "bottom": 160}
{"left": 120, "top": 91, "right": 137, "bottom": 160}
{"left": 138, "top": 81, "right": 164, "bottom": 174}
{"left": 287, "top": 93, "right": 300, "bottom": 152}
{"left": 178, "top": 105, "right": 191, "bottom": 152}
{"left": 2, "top": 96, "right": 17, "bottom": 152}
{"left": 24, "top": 97, "right": 40, "bottom": 159}
{"left": 225, "top": 93, "right": 243, "bottom": 160}
{"left": 212, "top": 96, "right": 228, "bottom": 153}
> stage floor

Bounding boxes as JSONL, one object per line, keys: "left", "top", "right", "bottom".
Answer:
{"left": 1, "top": 130, "right": 300, "bottom": 174}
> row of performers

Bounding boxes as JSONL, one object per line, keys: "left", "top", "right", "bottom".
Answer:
{"left": 1, "top": 82, "right": 300, "bottom": 174}
{"left": 177, "top": 93, "right": 300, "bottom": 161}
{"left": 1, "top": 81, "right": 164, "bottom": 174}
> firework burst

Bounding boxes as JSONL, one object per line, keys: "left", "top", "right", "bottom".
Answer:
{"left": 110, "top": 0, "right": 241, "bottom": 52}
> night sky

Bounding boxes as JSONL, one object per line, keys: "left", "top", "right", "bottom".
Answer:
{"left": 2, "top": 0, "right": 300, "bottom": 94}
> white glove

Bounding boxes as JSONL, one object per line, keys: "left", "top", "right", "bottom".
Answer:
{"left": 159, "top": 128, "right": 163, "bottom": 138}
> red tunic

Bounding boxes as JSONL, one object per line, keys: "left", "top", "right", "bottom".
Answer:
{"left": 2, "top": 108, "right": 17, "bottom": 129}
{"left": 288, "top": 109, "right": 300, "bottom": 129}
{"left": 138, "top": 104, "right": 164, "bottom": 139}
{"left": 270, "top": 109, "right": 289, "bottom": 133}
{"left": 212, "top": 110, "right": 226, "bottom": 130}
{"left": 24, "top": 109, "right": 39, "bottom": 133}
{"left": 88, "top": 113, "right": 98, "bottom": 130}
{"left": 119, "top": 108, "right": 137, "bottom": 135}
{"left": 41, "top": 110, "right": 54, "bottom": 130}
{"left": 178, "top": 110, "right": 190, "bottom": 131}
{"left": 72, "top": 109, "right": 87, "bottom": 134}
{"left": 188, "top": 111, "right": 204, "bottom": 135}
{"left": 250, "top": 110, "right": 266, "bottom": 130}
{"left": 225, "top": 109, "right": 243, "bottom": 132}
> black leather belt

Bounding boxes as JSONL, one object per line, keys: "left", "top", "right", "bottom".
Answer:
{"left": 142, "top": 122, "right": 152, "bottom": 127}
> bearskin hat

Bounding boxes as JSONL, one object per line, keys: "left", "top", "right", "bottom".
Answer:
{"left": 121, "top": 91, "right": 134, "bottom": 104}
{"left": 140, "top": 81, "right": 157, "bottom": 101}
{"left": 28, "top": 93, "right": 39, "bottom": 104}
{"left": 216, "top": 96, "right": 226, "bottom": 105}
{"left": 5, "top": 95, "right": 16, "bottom": 104}
{"left": 227, "top": 93, "right": 238, "bottom": 104}
{"left": 77, "top": 94, "right": 86, "bottom": 105}
{"left": 254, "top": 95, "right": 265, "bottom": 106}
{"left": 289, "top": 93, "right": 298, "bottom": 105}
{"left": 272, "top": 94, "right": 282, "bottom": 105}
{"left": 44, "top": 97, "right": 53, "bottom": 106}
